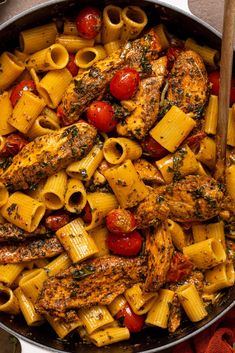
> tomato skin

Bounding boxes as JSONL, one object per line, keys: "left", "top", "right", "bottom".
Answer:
{"left": 0, "top": 134, "right": 28, "bottom": 157}
{"left": 82, "top": 202, "right": 92, "bottom": 224}
{"left": 116, "top": 304, "right": 145, "bottom": 333}
{"left": 166, "top": 47, "right": 182, "bottom": 70}
{"left": 87, "top": 101, "right": 117, "bottom": 132}
{"left": 45, "top": 211, "right": 71, "bottom": 231}
{"left": 141, "top": 135, "right": 168, "bottom": 159}
{"left": 66, "top": 54, "right": 78, "bottom": 77}
{"left": 106, "top": 209, "right": 136, "bottom": 234}
{"left": 107, "top": 230, "right": 142, "bottom": 256}
{"left": 166, "top": 252, "right": 194, "bottom": 283}
{"left": 10, "top": 80, "right": 36, "bottom": 107}
{"left": 185, "top": 131, "right": 207, "bottom": 148}
{"left": 208, "top": 71, "right": 235, "bottom": 105}
{"left": 110, "top": 68, "right": 140, "bottom": 101}
{"left": 76, "top": 6, "right": 102, "bottom": 39}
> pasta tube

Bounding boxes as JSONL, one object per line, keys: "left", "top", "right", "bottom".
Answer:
{"left": 63, "top": 20, "right": 79, "bottom": 35}
{"left": 150, "top": 106, "right": 196, "bottom": 152}
{"left": 104, "top": 159, "right": 149, "bottom": 208}
{"left": 183, "top": 238, "right": 226, "bottom": 269}
{"left": 204, "top": 262, "right": 235, "bottom": 294}
{"left": 153, "top": 24, "right": 169, "bottom": 49}
{"left": 226, "top": 164, "right": 235, "bottom": 203}
{"left": 185, "top": 38, "right": 219, "bottom": 68}
{"left": 145, "top": 289, "right": 174, "bottom": 328}
{"left": 227, "top": 107, "right": 235, "bottom": 146}
{"left": 104, "top": 40, "right": 121, "bottom": 55}
{"left": 192, "top": 221, "right": 225, "bottom": 248}
{"left": 85, "top": 192, "right": 118, "bottom": 231}
{"left": 64, "top": 178, "right": 87, "bottom": 213}
{"left": 177, "top": 284, "right": 207, "bottom": 322}
{"left": 19, "top": 268, "right": 48, "bottom": 303}
{"left": 56, "top": 35, "right": 94, "bottom": 53}
{"left": 121, "top": 6, "right": 148, "bottom": 41}
{"left": 0, "top": 92, "right": 15, "bottom": 135}
{"left": 0, "top": 263, "right": 24, "bottom": 286}
{"left": 46, "top": 314, "right": 82, "bottom": 339}
{"left": 195, "top": 137, "right": 216, "bottom": 170}
{"left": 125, "top": 283, "right": 157, "bottom": 315}
{"left": 56, "top": 218, "right": 98, "bottom": 262}
{"left": 0, "top": 52, "right": 25, "bottom": 90}
{"left": 79, "top": 305, "right": 114, "bottom": 334}
{"left": 0, "top": 285, "right": 20, "bottom": 315}
{"left": 103, "top": 137, "right": 142, "bottom": 164}
{"left": 89, "top": 226, "right": 109, "bottom": 257}
{"left": 42, "top": 170, "right": 67, "bottom": 210}
{"left": 204, "top": 95, "right": 218, "bottom": 135}
{"left": 102, "top": 5, "right": 123, "bottom": 44}
{"left": 9, "top": 91, "right": 46, "bottom": 134}
{"left": 75, "top": 46, "right": 107, "bottom": 69}
{"left": 90, "top": 327, "right": 130, "bottom": 347}
{"left": 27, "top": 114, "right": 60, "bottom": 140}
{"left": 0, "top": 182, "right": 9, "bottom": 207}
{"left": 20, "top": 23, "right": 58, "bottom": 54}
{"left": 168, "top": 219, "right": 189, "bottom": 251}
{"left": 108, "top": 295, "right": 127, "bottom": 316}
{"left": 1, "top": 192, "right": 45, "bottom": 232}
{"left": 44, "top": 252, "right": 71, "bottom": 277}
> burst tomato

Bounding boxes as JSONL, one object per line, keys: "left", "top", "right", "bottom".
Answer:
{"left": 10, "top": 80, "right": 37, "bottom": 107}
{"left": 106, "top": 209, "right": 136, "bottom": 234}
{"left": 76, "top": 6, "right": 102, "bottom": 39}
{"left": 185, "top": 131, "right": 207, "bottom": 148}
{"left": 45, "top": 211, "right": 71, "bottom": 231}
{"left": 116, "top": 303, "right": 145, "bottom": 333}
{"left": 166, "top": 252, "right": 194, "bottom": 283}
{"left": 66, "top": 54, "right": 78, "bottom": 76}
{"left": 107, "top": 230, "right": 142, "bottom": 256}
{"left": 141, "top": 135, "right": 168, "bottom": 159}
{"left": 82, "top": 202, "right": 92, "bottom": 224}
{"left": 208, "top": 71, "right": 235, "bottom": 106}
{"left": 0, "top": 134, "right": 28, "bottom": 157}
{"left": 166, "top": 46, "right": 182, "bottom": 70}
{"left": 110, "top": 68, "right": 140, "bottom": 101}
{"left": 87, "top": 101, "right": 117, "bottom": 132}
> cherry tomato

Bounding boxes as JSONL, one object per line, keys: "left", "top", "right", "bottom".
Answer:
{"left": 106, "top": 209, "right": 136, "bottom": 234}
{"left": 45, "top": 211, "right": 71, "bottom": 231}
{"left": 185, "top": 131, "right": 207, "bottom": 148}
{"left": 0, "top": 134, "right": 28, "bottom": 157}
{"left": 87, "top": 101, "right": 117, "bottom": 132}
{"left": 166, "top": 252, "right": 194, "bottom": 283}
{"left": 82, "top": 202, "right": 92, "bottom": 224}
{"left": 110, "top": 68, "right": 140, "bottom": 101}
{"left": 107, "top": 230, "right": 142, "bottom": 256}
{"left": 57, "top": 105, "right": 69, "bottom": 126}
{"left": 10, "top": 80, "right": 36, "bottom": 107}
{"left": 208, "top": 71, "right": 235, "bottom": 105}
{"left": 141, "top": 135, "right": 168, "bottom": 159}
{"left": 66, "top": 54, "right": 78, "bottom": 77}
{"left": 116, "top": 303, "right": 145, "bottom": 333}
{"left": 76, "top": 6, "right": 102, "bottom": 39}
{"left": 166, "top": 47, "right": 182, "bottom": 71}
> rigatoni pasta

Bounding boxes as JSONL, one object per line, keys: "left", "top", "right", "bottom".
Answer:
{"left": 0, "top": 52, "right": 25, "bottom": 90}
{"left": 102, "top": 5, "right": 123, "bottom": 44}
{"left": 0, "top": 92, "right": 15, "bottom": 135}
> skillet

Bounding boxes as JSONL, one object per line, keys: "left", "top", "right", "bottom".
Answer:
{"left": 0, "top": 0, "right": 234, "bottom": 352}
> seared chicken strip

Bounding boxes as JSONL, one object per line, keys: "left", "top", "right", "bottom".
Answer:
{"left": 167, "top": 50, "right": 209, "bottom": 116}
{"left": 60, "top": 30, "right": 161, "bottom": 125}
{"left": 0, "top": 236, "right": 63, "bottom": 263}
{"left": 133, "top": 159, "right": 164, "bottom": 185}
{"left": 36, "top": 255, "right": 146, "bottom": 319}
{"left": 117, "top": 56, "right": 168, "bottom": 139}
{"left": 0, "top": 122, "right": 97, "bottom": 191}
{"left": 0, "top": 223, "right": 50, "bottom": 242}
{"left": 134, "top": 175, "right": 224, "bottom": 228}
{"left": 144, "top": 221, "right": 174, "bottom": 292}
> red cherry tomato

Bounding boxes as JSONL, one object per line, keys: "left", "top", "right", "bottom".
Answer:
{"left": 106, "top": 209, "right": 136, "bottom": 234}
{"left": 87, "top": 101, "right": 117, "bottom": 132}
{"left": 141, "top": 135, "right": 168, "bottom": 159}
{"left": 0, "top": 134, "right": 28, "bottom": 157}
{"left": 45, "top": 211, "right": 71, "bottom": 231}
{"left": 82, "top": 202, "right": 92, "bottom": 224}
{"left": 116, "top": 304, "right": 145, "bottom": 333}
{"left": 166, "top": 252, "right": 194, "bottom": 283}
{"left": 107, "top": 230, "right": 142, "bottom": 256}
{"left": 166, "top": 47, "right": 182, "bottom": 70}
{"left": 208, "top": 71, "right": 235, "bottom": 106}
{"left": 185, "top": 131, "right": 207, "bottom": 148}
{"left": 76, "top": 6, "right": 102, "bottom": 39}
{"left": 66, "top": 54, "right": 78, "bottom": 77}
{"left": 10, "top": 80, "right": 37, "bottom": 107}
{"left": 110, "top": 68, "right": 140, "bottom": 101}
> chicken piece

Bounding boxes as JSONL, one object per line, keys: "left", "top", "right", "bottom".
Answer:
{"left": 134, "top": 175, "right": 224, "bottom": 228}
{"left": 167, "top": 294, "right": 182, "bottom": 333}
{"left": 117, "top": 56, "right": 168, "bottom": 139}
{"left": 144, "top": 221, "right": 174, "bottom": 292}
{"left": 0, "top": 223, "right": 50, "bottom": 242}
{"left": 0, "top": 236, "right": 63, "bottom": 263}
{"left": 133, "top": 158, "right": 165, "bottom": 185}
{"left": 60, "top": 30, "right": 162, "bottom": 125}
{"left": 167, "top": 50, "right": 209, "bottom": 117}
{"left": 0, "top": 122, "right": 97, "bottom": 191}
{"left": 36, "top": 255, "right": 146, "bottom": 319}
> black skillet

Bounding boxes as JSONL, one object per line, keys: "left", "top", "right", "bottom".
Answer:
{"left": 0, "top": 0, "right": 234, "bottom": 352}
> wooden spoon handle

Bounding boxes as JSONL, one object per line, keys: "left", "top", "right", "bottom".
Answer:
{"left": 215, "top": 0, "right": 235, "bottom": 181}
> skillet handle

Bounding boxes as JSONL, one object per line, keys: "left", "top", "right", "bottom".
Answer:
{"left": 19, "top": 338, "right": 46, "bottom": 353}
{"left": 159, "top": 0, "right": 191, "bottom": 14}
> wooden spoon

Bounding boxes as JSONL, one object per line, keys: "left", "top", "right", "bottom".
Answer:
{"left": 215, "top": 0, "right": 235, "bottom": 181}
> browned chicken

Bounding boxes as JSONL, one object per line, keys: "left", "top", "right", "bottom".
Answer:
{"left": 0, "top": 236, "right": 63, "bottom": 263}
{"left": 60, "top": 30, "right": 162, "bottom": 125}
{"left": 167, "top": 50, "right": 209, "bottom": 116}
{"left": 134, "top": 175, "right": 224, "bottom": 228}
{"left": 0, "top": 122, "right": 97, "bottom": 191}
{"left": 144, "top": 221, "right": 174, "bottom": 292}
{"left": 0, "top": 223, "right": 49, "bottom": 242}
{"left": 36, "top": 255, "right": 146, "bottom": 320}
{"left": 134, "top": 158, "right": 165, "bottom": 185}
{"left": 117, "top": 56, "right": 168, "bottom": 139}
